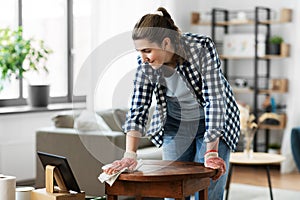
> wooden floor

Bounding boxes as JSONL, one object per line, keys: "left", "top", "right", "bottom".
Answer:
{"left": 231, "top": 165, "right": 300, "bottom": 191}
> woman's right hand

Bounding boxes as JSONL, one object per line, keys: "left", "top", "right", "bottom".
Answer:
{"left": 103, "top": 132, "right": 140, "bottom": 175}
{"left": 103, "top": 157, "right": 138, "bottom": 175}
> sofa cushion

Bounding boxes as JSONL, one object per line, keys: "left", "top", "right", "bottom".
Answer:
{"left": 51, "top": 108, "right": 155, "bottom": 148}
{"left": 51, "top": 108, "right": 128, "bottom": 131}
{"left": 52, "top": 110, "right": 81, "bottom": 128}
{"left": 97, "top": 108, "right": 154, "bottom": 148}
{"left": 97, "top": 108, "right": 128, "bottom": 132}
{"left": 74, "top": 110, "right": 112, "bottom": 131}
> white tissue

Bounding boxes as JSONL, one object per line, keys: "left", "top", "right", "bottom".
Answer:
{"left": 0, "top": 174, "right": 16, "bottom": 200}
{"left": 98, "top": 159, "right": 143, "bottom": 186}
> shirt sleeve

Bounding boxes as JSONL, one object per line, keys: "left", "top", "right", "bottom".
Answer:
{"left": 122, "top": 62, "right": 154, "bottom": 135}
{"left": 200, "top": 37, "right": 225, "bottom": 143}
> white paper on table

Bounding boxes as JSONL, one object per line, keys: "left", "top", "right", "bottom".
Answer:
{"left": 98, "top": 159, "right": 143, "bottom": 186}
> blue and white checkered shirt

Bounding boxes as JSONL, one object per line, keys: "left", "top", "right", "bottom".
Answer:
{"left": 123, "top": 33, "right": 240, "bottom": 151}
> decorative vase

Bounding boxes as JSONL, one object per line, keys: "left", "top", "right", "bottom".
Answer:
{"left": 267, "top": 43, "right": 281, "bottom": 55}
{"left": 27, "top": 85, "right": 50, "bottom": 107}
{"left": 242, "top": 129, "right": 256, "bottom": 159}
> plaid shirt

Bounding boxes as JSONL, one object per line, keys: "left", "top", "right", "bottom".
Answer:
{"left": 123, "top": 33, "right": 240, "bottom": 151}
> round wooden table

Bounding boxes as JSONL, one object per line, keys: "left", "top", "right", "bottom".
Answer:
{"left": 105, "top": 160, "right": 217, "bottom": 200}
{"left": 225, "top": 152, "right": 285, "bottom": 200}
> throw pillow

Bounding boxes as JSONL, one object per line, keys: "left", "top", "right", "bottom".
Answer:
{"left": 52, "top": 110, "right": 81, "bottom": 128}
{"left": 97, "top": 108, "right": 128, "bottom": 132}
{"left": 74, "top": 110, "right": 112, "bottom": 131}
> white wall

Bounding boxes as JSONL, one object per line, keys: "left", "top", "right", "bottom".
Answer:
{"left": 0, "top": 112, "right": 52, "bottom": 180}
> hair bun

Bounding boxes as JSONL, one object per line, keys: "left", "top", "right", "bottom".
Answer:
{"left": 153, "top": 10, "right": 163, "bottom": 16}
{"left": 157, "top": 7, "right": 171, "bottom": 19}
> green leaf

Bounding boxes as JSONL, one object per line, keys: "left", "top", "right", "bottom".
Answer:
{"left": 269, "top": 35, "right": 284, "bottom": 44}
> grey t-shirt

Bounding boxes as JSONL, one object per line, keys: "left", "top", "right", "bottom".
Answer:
{"left": 164, "top": 70, "right": 204, "bottom": 121}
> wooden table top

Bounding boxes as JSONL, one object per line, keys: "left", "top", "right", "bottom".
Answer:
{"left": 118, "top": 160, "right": 217, "bottom": 182}
{"left": 230, "top": 152, "right": 285, "bottom": 165}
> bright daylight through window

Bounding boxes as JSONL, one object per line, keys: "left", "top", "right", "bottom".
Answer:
{"left": 0, "top": 0, "right": 86, "bottom": 107}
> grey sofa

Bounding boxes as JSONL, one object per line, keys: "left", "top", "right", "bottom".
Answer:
{"left": 35, "top": 108, "right": 162, "bottom": 196}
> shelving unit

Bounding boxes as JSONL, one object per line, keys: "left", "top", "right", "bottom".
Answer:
{"left": 193, "top": 7, "right": 291, "bottom": 152}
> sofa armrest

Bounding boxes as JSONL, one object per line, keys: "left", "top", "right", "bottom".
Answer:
{"left": 35, "top": 127, "right": 126, "bottom": 196}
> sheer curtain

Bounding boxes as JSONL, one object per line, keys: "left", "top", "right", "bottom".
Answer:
{"left": 74, "top": 0, "right": 168, "bottom": 110}
{"left": 0, "top": 0, "right": 19, "bottom": 99}
{"left": 22, "top": 0, "right": 68, "bottom": 97}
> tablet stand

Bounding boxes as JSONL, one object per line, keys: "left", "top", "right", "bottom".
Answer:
{"left": 31, "top": 165, "right": 85, "bottom": 200}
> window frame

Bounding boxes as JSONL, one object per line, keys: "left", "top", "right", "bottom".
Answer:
{"left": 0, "top": 0, "right": 85, "bottom": 107}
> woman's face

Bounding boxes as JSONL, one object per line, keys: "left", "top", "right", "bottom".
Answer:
{"left": 134, "top": 38, "right": 174, "bottom": 69}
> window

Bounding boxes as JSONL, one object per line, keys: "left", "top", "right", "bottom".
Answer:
{"left": 0, "top": 0, "right": 86, "bottom": 107}
{"left": 0, "top": 0, "right": 18, "bottom": 28}
{"left": 0, "top": 0, "right": 19, "bottom": 101}
{"left": 0, "top": 0, "right": 167, "bottom": 108}
{"left": 73, "top": 0, "right": 93, "bottom": 97}
{"left": 22, "top": 0, "right": 68, "bottom": 97}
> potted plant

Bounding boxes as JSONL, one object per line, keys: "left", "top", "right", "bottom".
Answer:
{"left": 0, "top": 26, "right": 53, "bottom": 107}
{"left": 267, "top": 35, "right": 283, "bottom": 55}
{"left": 268, "top": 143, "right": 281, "bottom": 154}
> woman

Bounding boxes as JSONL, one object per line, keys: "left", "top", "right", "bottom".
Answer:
{"left": 104, "top": 7, "right": 240, "bottom": 200}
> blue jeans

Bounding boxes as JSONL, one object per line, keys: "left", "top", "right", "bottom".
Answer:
{"left": 163, "top": 115, "right": 230, "bottom": 200}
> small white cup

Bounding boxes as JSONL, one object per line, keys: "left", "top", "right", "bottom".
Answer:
{"left": 16, "top": 187, "right": 35, "bottom": 200}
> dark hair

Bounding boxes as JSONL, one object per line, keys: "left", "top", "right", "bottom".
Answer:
{"left": 132, "top": 7, "right": 185, "bottom": 62}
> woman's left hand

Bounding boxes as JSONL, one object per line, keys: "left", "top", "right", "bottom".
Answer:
{"left": 204, "top": 157, "right": 226, "bottom": 181}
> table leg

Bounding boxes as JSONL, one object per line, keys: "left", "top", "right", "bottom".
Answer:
{"left": 266, "top": 165, "right": 273, "bottom": 200}
{"left": 198, "top": 188, "right": 208, "bottom": 200}
{"left": 265, "top": 130, "right": 270, "bottom": 153}
{"left": 225, "top": 164, "right": 233, "bottom": 200}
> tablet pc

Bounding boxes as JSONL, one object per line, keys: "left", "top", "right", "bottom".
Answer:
{"left": 37, "top": 151, "right": 81, "bottom": 192}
